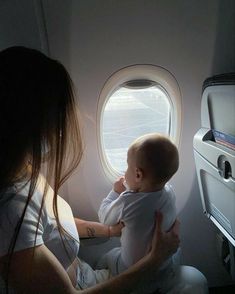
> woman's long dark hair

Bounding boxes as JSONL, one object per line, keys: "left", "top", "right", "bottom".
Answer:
{"left": 0, "top": 46, "right": 83, "bottom": 290}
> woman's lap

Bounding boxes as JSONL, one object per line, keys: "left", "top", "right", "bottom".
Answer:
{"left": 76, "top": 259, "right": 208, "bottom": 294}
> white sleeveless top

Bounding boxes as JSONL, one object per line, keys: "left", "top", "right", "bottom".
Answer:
{"left": 0, "top": 174, "right": 80, "bottom": 270}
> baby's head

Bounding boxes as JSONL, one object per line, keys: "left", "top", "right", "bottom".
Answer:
{"left": 125, "top": 133, "right": 179, "bottom": 192}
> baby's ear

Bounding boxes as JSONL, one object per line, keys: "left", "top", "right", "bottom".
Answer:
{"left": 135, "top": 167, "right": 144, "bottom": 182}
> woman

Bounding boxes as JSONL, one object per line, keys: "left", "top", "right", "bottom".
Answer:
{"left": 0, "top": 46, "right": 200, "bottom": 293}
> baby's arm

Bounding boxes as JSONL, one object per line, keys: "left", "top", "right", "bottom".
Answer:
{"left": 98, "top": 178, "right": 126, "bottom": 225}
{"left": 113, "top": 176, "right": 126, "bottom": 194}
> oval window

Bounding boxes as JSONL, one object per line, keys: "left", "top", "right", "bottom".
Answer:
{"left": 98, "top": 65, "right": 181, "bottom": 180}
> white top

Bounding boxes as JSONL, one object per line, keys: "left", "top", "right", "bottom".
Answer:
{"left": 98, "top": 184, "right": 176, "bottom": 271}
{"left": 0, "top": 175, "right": 79, "bottom": 270}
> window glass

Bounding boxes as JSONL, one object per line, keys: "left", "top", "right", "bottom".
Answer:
{"left": 102, "top": 83, "right": 171, "bottom": 173}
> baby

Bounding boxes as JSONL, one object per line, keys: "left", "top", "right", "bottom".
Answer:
{"left": 98, "top": 133, "right": 179, "bottom": 289}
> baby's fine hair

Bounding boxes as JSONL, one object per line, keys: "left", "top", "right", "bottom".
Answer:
{"left": 130, "top": 133, "right": 179, "bottom": 183}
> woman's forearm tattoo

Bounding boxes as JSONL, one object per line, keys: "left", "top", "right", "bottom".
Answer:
{"left": 87, "top": 226, "right": 96, "bottom": 237}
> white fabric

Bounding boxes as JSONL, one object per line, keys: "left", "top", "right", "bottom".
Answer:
{"left": 76, "top": 259, "right": 111, "bottom": 290}
{"left": 0, "top": 175, "right": 79, "bottom": 270}
{"left": 0, "top": 183, "right": 45, "bottom": 256}
{"left": 169, "top": 266, "right": 208, "bottom": 294}
{"left": 131, "top": 265, "right": 208, "bottom": 294}
{"left": 98, "top": 183, "right": 176, "bottom": 275}
{"left": 0, "top": 177, "right": 208, "bottom": 293}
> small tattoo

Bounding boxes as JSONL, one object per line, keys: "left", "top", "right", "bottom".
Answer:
{"left": 87, "top": 227, "right": 95, "bottom": 237}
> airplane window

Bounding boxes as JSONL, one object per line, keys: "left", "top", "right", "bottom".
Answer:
{"left": 98, "top": 65, "right": 181, "bottom": 180}
{"left": 102, "top": 82, "right": 171, "bottom": 173}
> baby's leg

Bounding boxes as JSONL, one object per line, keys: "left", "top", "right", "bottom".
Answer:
{"left": 165, "top": 265, "right": 208, "bottom": 294}
{"left": 76, "top": 259, "right": 111, "bottom": 290}
{"left": 131, "top": 265, "right": 208, "bottom": 294}
{"left": 148, "top": 265, "right": 208, "bottom": 294}
{"left": 96, "top": 247, "right": 125, "bottom": 275}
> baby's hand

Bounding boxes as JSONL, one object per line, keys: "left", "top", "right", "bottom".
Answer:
{"left": 114, "top": 177, "right": 126, "bottom": 194}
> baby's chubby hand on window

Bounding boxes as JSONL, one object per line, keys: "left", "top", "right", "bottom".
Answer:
{"left": 113, "top": 176, "right": 126, "bottom": 194}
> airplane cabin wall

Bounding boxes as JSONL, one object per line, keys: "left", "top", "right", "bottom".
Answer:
{"left": 42, "top": 0, "right": 235, "bottom": 287}
{"left": 0, "top": 0, "right": 235, "bottom": 288}
{"left": 0, "top": 0, "right": 44, "bottom": 51}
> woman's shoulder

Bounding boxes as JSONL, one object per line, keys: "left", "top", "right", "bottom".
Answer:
{"left": 0, "top": 181, "right": 43, "bottom": 211}
{"left": 0, "top": 181, "right": 47, "bottom": 258}
{"left": 0, "top": 183, "right": 27, "bottom": 212}
{"left": 0, "top": 179, "right": 48, "bottom": 232}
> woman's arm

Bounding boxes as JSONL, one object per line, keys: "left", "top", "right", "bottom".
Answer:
{"left": 1, "top": 212, "right": 179, "bottom": 294}
{"left": 74, "top": 217, "right": 123, "bottom": 238}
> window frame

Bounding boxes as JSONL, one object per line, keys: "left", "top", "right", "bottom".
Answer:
{"left": 97, "top": 65, "right": 182, "bottom": 181}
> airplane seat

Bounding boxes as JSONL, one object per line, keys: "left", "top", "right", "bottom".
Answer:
{"left": 194, "top": 73, "right": 235, "bottom": 279}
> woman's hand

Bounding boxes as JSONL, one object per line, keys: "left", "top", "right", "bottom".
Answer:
{"left": 109, "top": 221, "right": 125, "bottom": 237}
{"left": 149, "top": 212, "right": 180, "bottom": 264}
